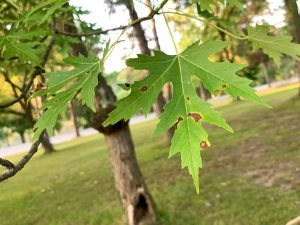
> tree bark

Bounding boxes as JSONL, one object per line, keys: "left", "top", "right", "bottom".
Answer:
{"left": 58, "top": 4, "right": 157, "bottom": 224}
{"left": 19, "top": 131, "right": 25, "bottom": 143}
{"left": 70, "top": 99, "right": 80, "bottom": 137}
{"left": 124, "top": 0, "right": 174, "bottom": 140}
{"left": 92, "top": 74, "right": 156, "bottom": 225}
{"left": 284, "top": 0, "right": 300, "bottom": 96}
{"left": 262, "top": 61, "right": 271, "bottom": 87}
{"left": 198, "top": 81, "right": 206, "bottom": 101}
{"left": 105, "top": 126, "right": 156, "bottom": 225}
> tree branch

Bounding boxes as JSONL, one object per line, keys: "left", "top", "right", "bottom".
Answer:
{"left": 0, "top": 158, "right": 15, "bottom": 170}
{"left": 55, "top": 0, "right": 169, "bottom": 37}
{"left": 0, "top": 130, "right": 45, "bottom": 182}
{"left": 0, "top": 35, "right": 55, "bottom": 109}
{"left": 0, "top": 109, "right": 26, "bottom": 116}
{"left": 2, "top": 71, "right": 22, "bottom": 92}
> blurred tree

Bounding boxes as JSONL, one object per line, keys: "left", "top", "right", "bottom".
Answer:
{"left": 0, "top": 118, "right": 31, "bottom": 143}
{"left": 284, "top": 0, "right": 300, "bottom": 96}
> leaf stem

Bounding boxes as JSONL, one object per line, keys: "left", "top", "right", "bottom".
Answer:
{"left": 162, "top": 10, "right": 178, "bottom": 55}
{"left": 162, "top": 11, "right": 248, "bottom": 41}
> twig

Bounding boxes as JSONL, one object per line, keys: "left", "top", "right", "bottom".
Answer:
{"left": 0, "top": 35, "right": 54, "bottom": 109}
{"left": 0, "top": 130, "right": 45, "bottom": 182}
{"left": 56, "top": 0, "right": 169, "bottom": 37}
{"left": 0, "top": 158, "right": 15, "bottom": 170}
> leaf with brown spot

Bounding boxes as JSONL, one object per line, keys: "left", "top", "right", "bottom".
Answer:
{"left": 188, "top": 113, "right": 202, "bottom": 122}
{"left": 103, "top": 39, "right": 270, "bottom": 193}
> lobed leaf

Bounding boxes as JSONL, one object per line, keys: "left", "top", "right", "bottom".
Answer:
{"left": 246, "top": 24, "right": 300, "bottom": 67}
{"left": 0, "top": 27, "right": 48, "bottom": 67}
{"left": 103, "top": 39, "right": 270, "bottom": 193}
{"left": 31, "top": 53, "right": 102, "bottom": 142}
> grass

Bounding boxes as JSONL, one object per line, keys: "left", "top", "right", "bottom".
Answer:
{"left": 0, "top": 84, "right": 300, "bottom": 225}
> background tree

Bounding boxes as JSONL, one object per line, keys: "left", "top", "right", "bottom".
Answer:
{"left": 284, "top": 0, "right": 300, "bottom": 96}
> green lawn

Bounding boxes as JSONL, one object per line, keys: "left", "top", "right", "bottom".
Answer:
{"left": 0, "top": 86, "right": 300, "bottom": 225}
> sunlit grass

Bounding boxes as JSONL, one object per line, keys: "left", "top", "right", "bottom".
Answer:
{"left": 0, "top": 85, "right": 300, "bottom": 225}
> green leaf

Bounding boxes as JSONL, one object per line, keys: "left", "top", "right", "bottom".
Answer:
{"left": 117, "top": 83, "right": 131, "bottom": 91}
{"left": 226, "top": 0, "right": 244, "bottom": 12}
{"left": 0, "top": 28, "right": 47, "bottom": 67}
{"left": 193, "top": 0, "right": 244, "bottom": 12}
{"left": 40, "top": 0, "right": 69, "bottom": 24}
{"left": 192, "top": 0, "right": 217, "bottom": 11}
{"left": 196, "top": 2, "right": 234, "bottom": 25}
{"left": 103, "top": 39, "right": 270, "bottom": 192}
{"left": 247, "top": 24, "right": 300, "bottom": 67}
{"left": 20, "top": 0, "right": 59, "bottom": 21}
{"left": 31, "top": 53, "right": 102, "bottom": 142}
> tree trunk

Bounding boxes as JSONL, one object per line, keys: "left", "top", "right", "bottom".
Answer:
{"left": 70, "top": 99, "right": 80, "bottom": 137}
{"left": 105, "top": 126, "right": 156, "bottom": 225}
{"left": 284, "top": 0, "right": 300, "bottom": 96}
{"left": 19, "top": 131, "right": 25, "bottom": 143}
{"left": 297, "top": 61, "right": 300, "bottom": 97}
{"left": 59, "top": 4, "right": 157, "bottom": 224}
{"left": 198, "top": 81, "right": 206, "bottom": 101}
{"left": 124, "top": 0, "right": 174, "bottom": 140}
{"left": 40, "top": 136, "right": 56, "bottom": 154}
{"left": 262, "top": 61, "right": 271, "bottom": 87}
{"left": 92, "top": 74, "right": 156, "bottom": 225}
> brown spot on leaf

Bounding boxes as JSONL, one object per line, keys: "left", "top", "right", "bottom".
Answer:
{"left": 200, "top": 141, "right": 210, "bottom": 149}
{"left": 14, "top": 38, "right": 18, "bottom": 43}
{"left": 30, "top": 83, "right": 48, "bottom": 94}
{"left": 172, "top": 116, "right": 183, "bottom": 130}
{"left": 187, "top": 113, "right": 202, "bottom": 122}
{"left": 13, "top": 48, "right": 17, "bottom": 51}
{"left": 187, "top": 97, "right": 190, "bottom": 100}
{"left": 141, "top": 86, "right": 147, "bottom": 92}
{"left": 215, "top": 90, "right": 220, "bottom": 93}
{"left": 222, "top": 84, "right": 227, "bottom": 88}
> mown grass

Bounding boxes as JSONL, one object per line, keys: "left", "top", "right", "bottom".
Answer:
{"left": 0, "top": 85, "right": 300, "bottom": 225}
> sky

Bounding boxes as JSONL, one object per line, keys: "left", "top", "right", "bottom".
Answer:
{"left": 69, "top": 0, "right": 289, "bottom": 73}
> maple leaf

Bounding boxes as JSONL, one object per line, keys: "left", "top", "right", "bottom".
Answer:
{"left": 247, "top": 24, "right": 300, "bottom": 67}
{"left": 0, "top": 27, "right": 47, "bottom": 67}
{"left": 40, "top": 0, "right": 69, "bottom": 24}
{"left": 103, "top": 39, "right": 270, "bottom": 193}
{"left": 31, "top": 53, "right": 102, "bottom": 142}
{"left": 193, "top": 0, "right": 244, "bottom": 12}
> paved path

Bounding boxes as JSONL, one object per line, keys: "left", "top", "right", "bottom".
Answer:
{"left": 0, "top": 113, "right": 157, "bottom": 157}
{"left": 0, "top": 77, "right": 298, "bottom": 158}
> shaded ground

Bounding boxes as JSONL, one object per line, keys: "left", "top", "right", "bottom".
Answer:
{"left": 0, "top": 86, "right": 299, "bottom": 225}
